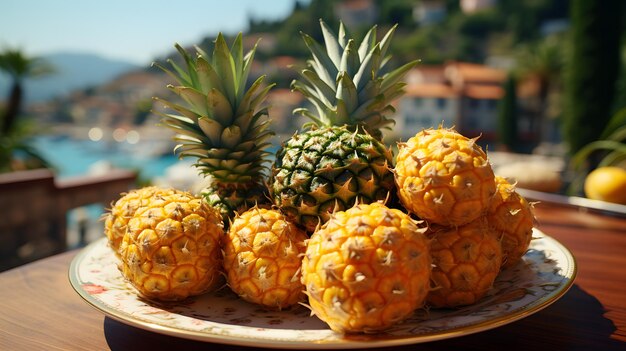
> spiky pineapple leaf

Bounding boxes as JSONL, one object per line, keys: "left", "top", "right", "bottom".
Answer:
{"left": 212, "top": 33, "right": 238, "bottom": 106}
{"left": 353, "top": 44, "right": 380, "bottom": 93}
{"left": 301, "top": 69, "right": 336, "bottom": 106}
{"left": 337, "top": 21, "right": 349, "bottom": 48}
{"left": 380, "top": 60, "right": 420, "bottom": 93}
{"left": 302, "top": 32, "right": 338, "bottom": 88}
{"left": 169, "top": 86, "right": 209, "bottom": 117}
{"left": 230, "top": 33, "right": 244, "bottom": 91}
{"left": 198, "top": 117, "right": 222, "bottom": 144}
{"left": 336, "top": 72, "right": 358, "bottom": 115}
{"left": 175, "top": 43, "right": 201, "bottom": 88}
{"left": 152, "top": 61, "right": 188, "bottom": 87}
{"left": 207, "top": 88, "right": 233, "bottom": 126}
{"left": 153, "top": 97, "right": 199, "bottom": 121}
{"left": 235, "top": 75, "right": 266, "bottom": 117}
{"left": 358, "top": 25, "right": 377, "bottom": 61}
{"left": 320, "top": 20, "right": 342, "bottom": 69}
{"left": 195, "top": 55, "right": 224, "bottom": 94}
{"left": 339, "top": 39, "right": 359, "bottom": 77}
{"left": 378, "top": 24, "right": 398, "bottom": 62}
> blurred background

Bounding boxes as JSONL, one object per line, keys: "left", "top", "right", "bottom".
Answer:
{"left": 1, "top": 0, "right": 625, "bottom": 270}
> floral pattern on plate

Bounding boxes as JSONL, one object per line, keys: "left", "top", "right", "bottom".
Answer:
{"left": 69, "top": 228, "right": 576, "bottom": 349}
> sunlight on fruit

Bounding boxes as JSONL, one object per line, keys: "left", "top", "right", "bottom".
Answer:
{"left": 584, "top": 167, "right": 626, "bottom": 205}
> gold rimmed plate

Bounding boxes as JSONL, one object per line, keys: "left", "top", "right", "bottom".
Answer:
{"left": 69, "top": 228, "right": 576, "bottom": 349}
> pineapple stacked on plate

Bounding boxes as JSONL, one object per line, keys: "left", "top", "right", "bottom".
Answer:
{"left": 101, "top": 21, "right": 535, "bottom": 334}
{"left": 152, "top": 34, "right": 310, "bottom": 309}
{"left": 106, "top": 187, "right": 224, "bottom": 301}
{"left": 395, "top": 128, "right": 534, "bottom": 308}
{"left": 104, "top": 33, "right": 309, "bottom": 308}
{"left": 278, "top": 20, "right": 432, "bottom": 333}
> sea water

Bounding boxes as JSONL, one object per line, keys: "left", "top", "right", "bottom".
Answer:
{"left": 31, "top": 135, "right": 180, "bottom": 179}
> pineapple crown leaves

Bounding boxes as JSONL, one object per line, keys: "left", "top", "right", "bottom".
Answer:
{"left": 152, "top": 33, "right": 275, "bottom": 187}
{"left": 291, "top": 19, "right": 419, "bottom": 140}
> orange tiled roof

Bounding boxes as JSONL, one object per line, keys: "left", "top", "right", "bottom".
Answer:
{"left": 406, "top": 66, "right": 446, "bottom": 84}
{"left": 464, "top": 84, "right": 504, "bottom": 99}
{"left": 446, "top": 61, "right": 506, "bottom": 84}
{"left": 405, "top": 83, "right": 458, "bottom": 98}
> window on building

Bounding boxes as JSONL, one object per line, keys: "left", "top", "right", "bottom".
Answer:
{"left": 436, "top": 98, "right": 447, "bottom": 109}
{"left": 466, "top": 115, "right": 480, "bottom": 130}
{"left": 469, "top": 98, "right": 479, "bottom": 109}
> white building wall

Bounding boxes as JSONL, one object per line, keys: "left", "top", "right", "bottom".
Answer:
{"left": 461, "top": 98, "right": 499, "bottom": 134}
{"left": 396, "top": 97, "right": 459, "bottom": 140}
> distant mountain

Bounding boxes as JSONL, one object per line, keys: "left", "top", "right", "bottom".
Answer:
{"left": 0, "top": 52, "right": 141, "bottom": 103}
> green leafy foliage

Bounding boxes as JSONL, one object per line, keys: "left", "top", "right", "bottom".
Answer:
{"left": 497, "top": 74, "right": 519, "bottom": 151}
{"left": 0, "top": 48, "right": 55, "bottom": 172}
{"left": 563, "top": 0, "right": 623, "bottom": 156}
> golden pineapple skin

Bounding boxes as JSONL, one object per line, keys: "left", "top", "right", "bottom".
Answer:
{"left": 118, "top": 188, "right": 224, "bottom": 301}
{"left": 426, "top": 219, "right": 502, "bottom": 308}
{"left": 104, "top": 187, "right": 177, "bottom": 255}
{"left": 395, "top": 128, "right": 496, "bottom": 226}
{"left": 488, "top": 176, "right": 534, "bottom": 268}
{"left": 223, "top": 208, "right": 308, "bottom": 309}
{"left": 302, "top": 203, "right": 431, "bottom": 333}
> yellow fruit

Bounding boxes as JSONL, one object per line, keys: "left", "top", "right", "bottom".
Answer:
{"left": 223, "top": 208, "right": 308, "bottom": 310}
{"left": 117, "top": 188, "right": 224, "bottom": 301}
{"left": 395, "top": 127, "right": 496, "bottom": 226}
{"left": 487, "top": 176, "right": 534, "bottom": 268}
{"left": 426, "top": 219, "right": 502, "bottom": 308}
{"left": 584, "top": 166, "right": 626, "bottom": 205}
{"left": 104, "top": 187, "right": 176, "bottom": 255}
{"left": 301, "top": 202, "right": 431, "bottom": 333}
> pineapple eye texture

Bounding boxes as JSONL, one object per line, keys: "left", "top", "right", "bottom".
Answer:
{"left": 109, "top": 187, "right": 224, "bottom": 301}
{"left": 395, "top": 127, "right": 497, "bottom": 227}
{"left": 301, "top": 202, "right": 432, "bottom": 333}
{"left": 223, "top": 208, "right": 308, "bottom": 310}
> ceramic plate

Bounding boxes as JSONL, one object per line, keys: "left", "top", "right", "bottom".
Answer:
{"left": 69, "top": 228, "right": 576, "bottom": 349}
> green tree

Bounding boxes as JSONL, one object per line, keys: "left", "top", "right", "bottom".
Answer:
{"left": 0, "top": 48, "right": 54, "bottom": 135}
{"left": 497, "top": 73, "right": 519, "bottom": 151}
{"left": 515, "top": 36, "right": 565, "bottom": 142}
{"left": 563, "top": 0, "right": 623, "bottom": 156}
{"left": 0, "top": 48, "right": 54, "bottom": 172}
{"left": 376, "top": 0, "right": 416, "bottom": 28}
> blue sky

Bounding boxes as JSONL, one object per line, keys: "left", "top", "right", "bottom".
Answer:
{"left": 1, "top": 0, "right": 298, "bottom": 65}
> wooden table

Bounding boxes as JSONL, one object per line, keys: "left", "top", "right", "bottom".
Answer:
{"left": 1, "top": 201, "right": 625, "bottom": 350}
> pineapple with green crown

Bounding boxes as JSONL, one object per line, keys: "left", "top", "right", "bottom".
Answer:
{"left": 153, "top": 33, "right": 274, "bottom": 222}
{"left": 271, "top": 20, "right": 418, "bottom": 233}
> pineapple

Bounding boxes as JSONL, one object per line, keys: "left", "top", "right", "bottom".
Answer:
{"left": 301, "top": 202, "right": 431, "bottom": 333}
{"left": 153, "top": 33, "right": 274, "bottom": 222}
{"left": 117, "top": 187, "right": 224, "bottom": 301}
{"left": 487, "top": 176, "right": 534, "bottom": 268}
{"left": 271, "top": 20, "right": 417, "bottom": 233}
{"left": 394, "top": 127, "right": 496, "bottom": 226}
{"left": 426, "top": 219, "right": 503, "bottom": 308}
{"left": 104, "top": 186, "right": 176, "bottom": 255}
{"left": 223, "top": 207, "right": 308, "bottom": 309}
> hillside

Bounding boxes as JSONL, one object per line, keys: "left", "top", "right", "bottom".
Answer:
{"left": 0, "top": 52, "right": 139, "bottom": 103}
{"left": 25, "top": 0, "right": 573, "bottom": 131}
